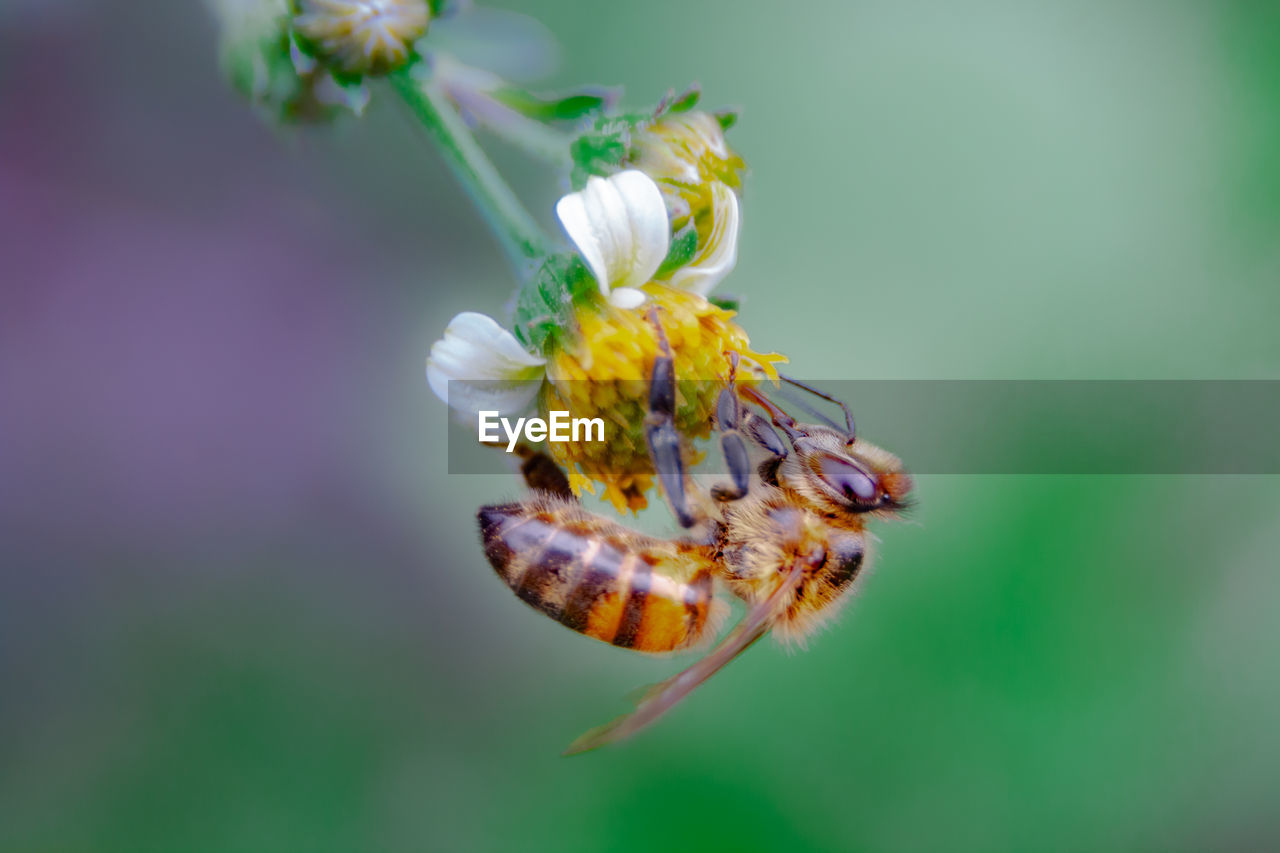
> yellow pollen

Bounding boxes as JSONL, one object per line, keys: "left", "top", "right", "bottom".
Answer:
{"left": 540, "top": 284, "right": 785, "bottom": 514}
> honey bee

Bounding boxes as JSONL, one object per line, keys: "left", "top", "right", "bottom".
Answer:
{"left": 478, "top": 321, "right": 912, "bottom": 754}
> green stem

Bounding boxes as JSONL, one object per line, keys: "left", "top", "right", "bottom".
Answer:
{"left": 447, "top": 85, "right": 572, "bottom": 168}
{"left": 389, "top": 66, "right": 550, "bottom": 272}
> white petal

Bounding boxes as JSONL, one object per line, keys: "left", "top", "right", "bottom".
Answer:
{"left": 556, "top": 170, "right": 670, "bottom": 299}
{"left": 608, "top": 287, "right": 648, "bottom": 309}
{"left": 668, "top": 182, "right": 740, "bottom": 296}
{"left": 426, "top": 312, "right": 545, "bottom": 416}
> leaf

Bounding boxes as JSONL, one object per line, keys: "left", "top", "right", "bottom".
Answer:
{"left": 709, "top": 294, "right": 741, "bottom": 313}
{"left": 661, "top": 85, "right": 702, "bottom": 115}
{"left": 655, "top": 225, "right": 699, "bottom": 279}
{"left": 568, "top": 90, "right": 735, "bottom": 187}
{"left": 492, "top": 85, "right": 620, "bottom": 122}
{"left": 569, "top": 120, "right": 630, "bottom": 188}
{"left": 513, "top": 254, "right": 592, "bottom": 352}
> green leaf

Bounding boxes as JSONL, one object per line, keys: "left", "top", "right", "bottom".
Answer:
{"left": 655, "top": 226, "right": 699, "bottom": 278}
{"left": 715, "top": 109, "right": 740, "bottom": 131}
{"left": 569, "top": 121, "right": 629, "bottom": 188}
{"left": 661, "top": 85, "right": 701, "bottom": 115}
{"left": 709, "top": 294, "right": 741, "bottom": 313}
{"left": 513, "top": 254, "right": 593, "bottom": 352}
{"left": 492, "top": 86, "right": 619, "bottom": 122}
{"left": 567, "top": 89, "right": 736, "bottom": 187}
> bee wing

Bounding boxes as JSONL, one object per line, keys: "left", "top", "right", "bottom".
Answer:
{"left": 563, "top": 562, "right": 806, "bottom": 756}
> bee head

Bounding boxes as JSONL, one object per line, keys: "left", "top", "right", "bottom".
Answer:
{"left": 738, "top": 384, "right": 912, "bottom": 518}
{"left": 789, "top": 428, "right": 913, "bottom": 517}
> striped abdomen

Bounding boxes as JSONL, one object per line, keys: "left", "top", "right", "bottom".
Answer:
{"left": 478, "top": 500, "right": 715, "bottom": 653}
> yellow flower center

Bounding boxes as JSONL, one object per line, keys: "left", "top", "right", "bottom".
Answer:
{"left": 540, "top": 284, "right": 785, "bottom": 514}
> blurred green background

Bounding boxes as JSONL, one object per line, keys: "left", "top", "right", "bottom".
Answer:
{"left": 2, "top": 1, "right": 1278, "bottom": 850}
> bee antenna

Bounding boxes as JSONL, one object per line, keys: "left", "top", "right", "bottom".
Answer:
{"left": 738, "top": 386, "right": 802, "bottom": 441}
{"left": 775, "top": 387, "right": 841, "bottom": 431}
{"left": 778, "top": 375, "right": 855, "bottom": 439}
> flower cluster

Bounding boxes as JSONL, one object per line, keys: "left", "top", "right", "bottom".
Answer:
{"left": 428, "top": 96, "right": 785, "bottom": 512}
{"left": 207, "top": 0, "right": 431, "bottom": 124}
{"left": 209, "top": 4, "right": 785, "bottom": 512}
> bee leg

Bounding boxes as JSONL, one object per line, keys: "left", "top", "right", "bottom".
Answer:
{"left": 739, "top": 385, "right": 803, "bottom": 443}
{"left": 742, "top": 413, "right": 789, "bottom": 459}
{"left": 512, "top": 444, "right": 575, "bottom": 501}
{"left": 644, "top": 308, "right": 698, "bottom": 528}
{"left": 711, "top": 354, "right": 752, "bottom": 502}
{"left": 712, "top": 354, "right": 790, "bottom": 502}
{"left": 711, "top": 386, "right": 751, "bottom": 502}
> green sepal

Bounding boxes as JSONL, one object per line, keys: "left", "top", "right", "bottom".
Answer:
{"left": 659, "top": 85, "right": 701, "bottom": 116}
{"left": 567, "top": 85, "right": 741, "bottom": 187}
{"left": 709, "top": 295, "right": 741, "bottom": 313}
{"left": 513, "top": 253, "right": 595, "bottom": 353}
{"left": 569, "top": 118, "right": 631, "bottom": 189}
{"left": 715, "top": 109, "right": 740, "bottom": 131}
{"left": 492, "top": 85, "right": 619, "bottom": 123}
{"left": 655, "top": 225, "right": 699, "bottom": 279}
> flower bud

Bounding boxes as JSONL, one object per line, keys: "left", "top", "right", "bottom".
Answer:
{"left": 291, "top": 0, "right": 431, "bottom": 76}
{"left": 630, "top": 111, "right": 745, "bottom": 189}
{"left": 208, "top": 0, "right": 368, "bottom": 124}
{"left": 629, "top": 111, "right": 745, "bottom": 227}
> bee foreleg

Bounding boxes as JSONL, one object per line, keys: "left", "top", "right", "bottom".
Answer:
{"left": 644, "top": 309, "right": 698, "bottom": 528}
{"left": 713, "top": 353, "right": 788, "bottom": 501}
{"left": 742, "top": 412, "right": 788, "bottom": 459}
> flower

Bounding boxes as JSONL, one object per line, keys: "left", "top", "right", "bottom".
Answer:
{"left": 555, "top": 171, "right": 669, "bottom": 310}
{"left": 554, "top": 168, "right": 741, "bottom": 305}
{"left": 292, "top": 0, "right": 430, "bottom": 76}
{"left": 426, "top": 170, "right": 784, "bottom": 513}
{"left": 207, "top": 0, "right": 371, "bottom": 123}
{"left": 426, "top": 312, "right": 546, "bottom": 417}
{"left": 665, "top": 180, "right": 739, "bottom": 295}
{"left": 627, "top": 111, "right": 746, "bottom": 288}
{"left": 540, "top": 283, "right": 781, "bottom": 511}
{"left": 629, "top": 111, "right": 746, "bottom": 192}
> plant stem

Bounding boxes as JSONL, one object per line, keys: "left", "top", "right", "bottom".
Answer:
{"left": 389, "top": 66, "right": 550, "bottom": 272}
{"left": 446, "top": 83, "right": 572, "bottom": 168}
{"left": 428, "top": 56, "right": 572, "bottom": 168}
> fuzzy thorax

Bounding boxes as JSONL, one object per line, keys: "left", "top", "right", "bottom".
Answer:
{"left": 718, "top": 493, "right": 872, "bottom": 646}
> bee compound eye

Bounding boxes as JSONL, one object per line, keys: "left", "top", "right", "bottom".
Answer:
{"left": 812, "top": 453, "right": 880, "bottom": 508}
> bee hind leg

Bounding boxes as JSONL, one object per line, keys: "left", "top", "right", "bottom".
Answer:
{"left": 512, "top": 444, "right": 575, "bottom": 500}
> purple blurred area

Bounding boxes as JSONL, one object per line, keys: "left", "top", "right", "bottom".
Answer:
{"left": 0, "top": 0, "right": 513, "bottom": 770}
{"left": 0, "top": 4, "right": 507, "bottom": 552}
{"left": 1, "top": 156, "right": 381, "bottom": 544}
{"left": 0, "top": 7, "right": 554, "bottom": 841}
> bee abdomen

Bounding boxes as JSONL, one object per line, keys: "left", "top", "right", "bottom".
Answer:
{"left": 478, "top": 503, "right": 714, "bottom": 653}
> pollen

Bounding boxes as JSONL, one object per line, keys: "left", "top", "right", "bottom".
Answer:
{"left": 540, "top": 284, "right": 786, "bottom": 514}
{"left": 293, "top": 0, "right": 429, "bottom": 75}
